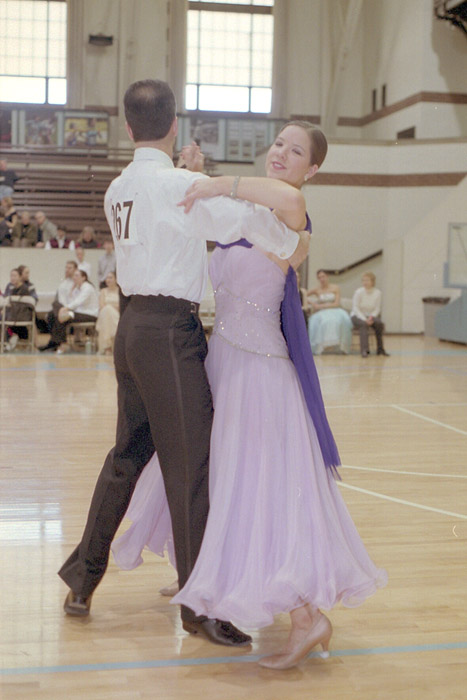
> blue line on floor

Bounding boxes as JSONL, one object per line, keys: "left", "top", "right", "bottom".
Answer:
{"left": 2, "top": 641, "right": 466, "bottom": 676}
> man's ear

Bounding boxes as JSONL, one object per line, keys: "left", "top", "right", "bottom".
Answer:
{"left": 171, "top": 117, "right": 178, "bottom": 139}
{"left": 125, "top": 122, "right": 134, "bottom": 142}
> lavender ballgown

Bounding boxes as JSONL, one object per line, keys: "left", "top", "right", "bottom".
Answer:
{"left": 112, "top": 245, "right": 386, "bottom": 628}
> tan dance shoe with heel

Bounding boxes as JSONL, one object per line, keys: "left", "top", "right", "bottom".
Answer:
{"left": 258, "top": 612, "right": 332, "bottom": 670}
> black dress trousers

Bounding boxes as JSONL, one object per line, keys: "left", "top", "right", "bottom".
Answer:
{"left": 58, "top": 295, "right": 213, "bottom": 623}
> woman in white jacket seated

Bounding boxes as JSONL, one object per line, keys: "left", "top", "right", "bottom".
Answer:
{"left": 46, "top": 269, "right": 99, "bottom": 354}
{"left": 351, "top": 271, "right": 389, "bottom": 358}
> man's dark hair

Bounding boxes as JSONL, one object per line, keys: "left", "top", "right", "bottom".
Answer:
{"left": 124, "top": 80, "right": 176, "bottom": 142}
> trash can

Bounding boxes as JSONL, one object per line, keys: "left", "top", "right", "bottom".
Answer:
{"left": 422, "top": 297, "right": 450, "bottom": 336}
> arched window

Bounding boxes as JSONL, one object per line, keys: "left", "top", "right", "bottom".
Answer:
{"left": 0, "top": 0, "right": 66, "bottom": 105}
{"left": 186, "top": 0, "right": 274, "bottom": 113}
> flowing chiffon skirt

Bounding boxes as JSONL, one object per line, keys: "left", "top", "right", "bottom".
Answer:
{"left": 112, "top": 336, "right": 387, "bottom": 628}
{"left": 112, "top": 246, "right": 386, "bottom": 629}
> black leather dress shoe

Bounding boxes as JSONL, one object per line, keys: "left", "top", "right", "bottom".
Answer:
{"left": 377, "top": 349, "right": 390, "bottom": 356}
{"left": 64, "top": 590, "right": 93, "bottom": 617}
{"left": 182, "top": 619, "right": 252, "bottom": 647}
{"left": 39, "top": 341, "right": 58, "bottom": 352}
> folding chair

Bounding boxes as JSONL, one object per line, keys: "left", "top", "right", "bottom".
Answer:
{"left": 0, "top": 298, "right": 36, "bottom": 353}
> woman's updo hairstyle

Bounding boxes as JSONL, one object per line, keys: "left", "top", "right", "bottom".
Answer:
{"left": 278, "top": 120, "right": 328, "bottom": 169}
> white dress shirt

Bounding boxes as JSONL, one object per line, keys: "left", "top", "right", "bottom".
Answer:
{"left": 57, "top": 277, "right": 74, "bottom": 306}
{"left": 351, "top": 287, "right": 382, "bottom": 321}
{"left": 67, "top": 281, "right": 99, "bottom": 317}
{"left": 104, "top": 148, "right": 299, "bottom": 303}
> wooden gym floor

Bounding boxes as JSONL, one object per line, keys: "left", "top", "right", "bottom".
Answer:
{"left": 0, "top": 335, "right": 466, "bottom": 700}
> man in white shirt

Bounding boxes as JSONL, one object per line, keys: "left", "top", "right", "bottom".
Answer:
{"left": 97, "top": 239, "right": 116, "bottom": 288}
{"left": 40, "top": 260, "right": 77, "bottom": 351}
{"left": 59, "top": 79, "right": 309, "bottom": 645}
{"left": 57, "top": 261, "right": 78, "bottom": 306}
{"left": 75, "top": 247, "right": 91, "bottom": 277}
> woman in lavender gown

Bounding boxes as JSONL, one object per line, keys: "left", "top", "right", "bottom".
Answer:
{"left": 112, "top": 122, "right": 387, "bottom": 669}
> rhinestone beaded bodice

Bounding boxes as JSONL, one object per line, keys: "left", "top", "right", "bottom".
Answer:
{"left": 209, "top": 246, "right": 289, "bottom": 359}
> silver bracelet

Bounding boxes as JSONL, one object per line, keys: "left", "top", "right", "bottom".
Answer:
{"left": 230, "top": 176, "right": 240, "bottom": 198}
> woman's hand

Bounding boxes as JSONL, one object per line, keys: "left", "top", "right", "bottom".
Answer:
{"left": 178, "top": 177, "right": 224, "bottom": 213}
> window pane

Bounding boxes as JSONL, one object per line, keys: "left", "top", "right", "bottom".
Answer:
{"left": 251, "top": 87, "right": 271, "bottom": 113}
{"left": 185, "top": 84, "right": 198, "bottom": 110}
{"left": 31, "top": 1, "right": 47, "bottom": 21}
{"left": 199, "top": 85, "right": 249, "bottom": 112}
{"left": 17, "top": 1, "right": 34, "bottom": 20}
{"left": 0, "top": 75, "right": 46, "bottom": 103}
{"left": 0, "top": 0, "right": 66, "bottom": 104}
{"left": 48, "top": 58, "right": 65, "bottom": 78}
{"left": 196, "top": 0, "right": 252, "bottom": 4}
{"left": 186, "top": 62, "right": 199, "bottom": 84}
{"left": 48, "top": 77, "right": 66, "bottom": 104}
{"left": 2, "top": 57, "right": 20, "bottom": 75}
{"left": 195, "top": 1, "right": 274, "bottom": 5}
{"left": 49, "top": 1, "right": 66, "bottom": 21}
{"left": 186, "top": 3, "right": 273, "bottom": 113}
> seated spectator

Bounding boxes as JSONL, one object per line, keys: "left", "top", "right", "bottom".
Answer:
{"left": 1, "top": 196, "right": 17, "bottom": 231}
{"left": 0, "top": 159, "right": 19, "bottom": 199}
{"left": 55, "top": 260, "right": 78, "bottom": 311}
{"left": 40, "top": 261, "right": 78, "bottom": 351}
{"left": 97, "top": 239, "right": 116, "bottom": 288}
{"left": 96, "top": 271, "right": 120, "bottom": 354}
{"left": 75, "top": 246, "right": 91, "bottom": 277}
{"left": 76, "top": 225, "right": 99, "bottom": 249}
{"left": 17, "top": 265, "right": 39, "bottom": 303}
{"left": 12, "top": 211, "right": 38, "bottom": 247}
{"left": 307, "top": 269, "right": 352, "bottom": 355}
{"left": 35, "top": 210, "right": 58, "bottom": 247}
{"left": 1, "top": 268, "right": 36, "bottom": 351}
{"left": 45, "top": 224, "right": 75, "bottom": 250}
{"left": 0, "top": 206, "right": 12, "bottom": 246}
{"left": 40, "top": 269, "right": 98, "bottom": 354}
{"left": 351, "top": 271, "right": 389, "bottom": 357}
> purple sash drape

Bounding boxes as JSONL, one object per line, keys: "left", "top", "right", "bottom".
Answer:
{"left": 217, "top": 221, "right": 341, "bottom": 477}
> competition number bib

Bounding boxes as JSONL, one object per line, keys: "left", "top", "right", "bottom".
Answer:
{"left": 110, "top": 196, "right": 139, "bottom": 246}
